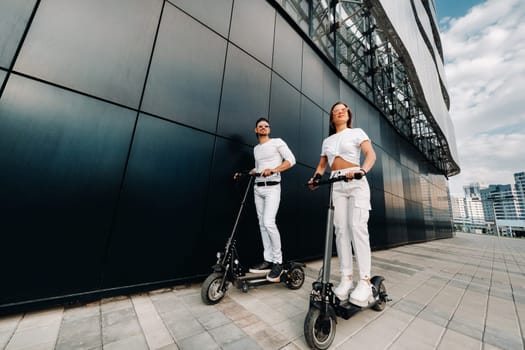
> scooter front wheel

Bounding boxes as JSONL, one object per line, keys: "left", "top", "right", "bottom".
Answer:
{"left": 304, "top": 307, "right": 336, "bottom": 350}
{"left": 201, "top": 272, "right": 227, "bottom": 305}
{"left": 285, "top": 266, "right": 305, "bottom": 290}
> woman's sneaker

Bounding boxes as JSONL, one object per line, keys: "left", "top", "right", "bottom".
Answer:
{"left": 349, "top": 280, "right": 373, "bottom": 307}
{"left": 266, "top": 263, "right": 283, "bottom": 282}
{"left": 249, "top": 261, "right": 272, "bottom": 273}
{"left": 334, "top": 279, "right": 354, "bottom": 301}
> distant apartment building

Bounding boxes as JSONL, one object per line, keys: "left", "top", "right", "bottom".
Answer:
{"left": 515, "top": 172, "right": 525, "bottom": 219}
{"left": 453, "top": 183, "right": 487, "bottom": 233}
{"left": 453, "top": 172, "right": 525, "bottom": 236}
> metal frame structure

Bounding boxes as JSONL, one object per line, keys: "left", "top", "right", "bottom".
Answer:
{"left": 274, "top": 0, "right": 460, "bottom": 177}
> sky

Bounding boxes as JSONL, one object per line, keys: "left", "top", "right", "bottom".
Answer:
{"left": 435, "top": 0, "right": 525, "bottom": 195}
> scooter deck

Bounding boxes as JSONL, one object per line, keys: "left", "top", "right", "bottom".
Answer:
{"left": 237, "top": 272, "right": 269, "bottom": 281}
{"left": 236, "top": 271, "right": 287, "bottom": 286}
{"left": 336, "top": 301, "right": 362, "bottom": 319}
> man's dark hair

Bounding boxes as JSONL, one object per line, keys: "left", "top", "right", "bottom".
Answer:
{"left": 255, "top": 117, "right": 270, "bottom": 127}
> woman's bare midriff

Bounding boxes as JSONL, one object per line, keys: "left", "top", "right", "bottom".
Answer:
{"left": 331, "top": 156, "right": 358, "bottom": 171}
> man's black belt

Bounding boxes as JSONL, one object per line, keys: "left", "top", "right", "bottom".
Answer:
{"left": 255, "top": 181, "right": 280, "bottom": 187}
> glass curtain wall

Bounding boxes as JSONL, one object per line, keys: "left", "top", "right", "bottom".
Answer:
{"left": 274, "top": 0, "right": 459, "bottom": 178}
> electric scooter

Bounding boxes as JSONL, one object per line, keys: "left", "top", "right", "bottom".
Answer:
{"left": 201, "top": 172, "right": 306, "bottom": 305}
{"left": 303, "top": 173, "right": 391, "bottom": 349}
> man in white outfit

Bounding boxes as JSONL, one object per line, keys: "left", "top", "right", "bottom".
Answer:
{"left": 247, "top": 117, "right": 296, "bottom": 282}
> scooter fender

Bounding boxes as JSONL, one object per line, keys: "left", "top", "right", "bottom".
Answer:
{"left": 370, "top": 276, "right": 385, "bottom": 296}
{"left": 211, "top": 263, "right": 225, "bottom": 273}
{"left": 287, "top": 261, "right": 306, "bottom": 269}
{"left": 309, "top": 300, "right": 338, "bottom": 323}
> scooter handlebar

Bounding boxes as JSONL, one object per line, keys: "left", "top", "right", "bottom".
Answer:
{"left": 307, "top": 172, "right": 363, "bottom": 187}
{"left": 234, "top": 171, "right": 262, "bottom": 179}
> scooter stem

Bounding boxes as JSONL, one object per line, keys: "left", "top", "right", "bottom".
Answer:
{"left": 321, "top": 185, "right": 335, "bottom": 284}
{"left": 225, "top": 175, "right": 255, "bottom": 254}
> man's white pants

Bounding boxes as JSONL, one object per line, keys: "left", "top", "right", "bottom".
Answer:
{"left": 254, "top": 184, "right": 283, "bottom": 264}
{"left": 331, "top": 168, "right": 372, "bottom": 279}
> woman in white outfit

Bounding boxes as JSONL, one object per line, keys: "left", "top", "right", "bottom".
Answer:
{"left": 308, "top": 102, "right": 376, "bottom": 306}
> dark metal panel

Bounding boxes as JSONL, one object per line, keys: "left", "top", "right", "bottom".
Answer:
{"left": 230, "top": 0, "right": 275, "bottom": 67}
{"left": 366, "top": 106, "right": 382, "bottom": 148}
{"left": 14, "top": 0, "right": 163, "bottom": 108}
{"left": 0, "top": 75, "right": 135, "bottom": 304}
{"left": 352, "top": 95, "right": 369, "bottom": 131}
{"left": 289, "top": 165, "right": 330, "bottom": 259}
{"left": 339, "top": 81, "right": 357, "bottom": 117}
{"left": 217, "top": 44, "right": 271, "bottom": 145}
{"left": 368, "top": 146, "right": 384, "bottom": 191}
{"left": 142, "top": 4, "right": 227, "bottom": 133}
{"left": 200, "top": 138, "right": 258, "bottom": 272}
{"left": 169, "top": 0, "right": 233, "bottom": 38}
{"left": 0, "top": 0, "right": 36, "bottom": 69}
{"left": 369, "top": 188, "right": 387, "bottom": 249}
{"left": 269, "top": 73, "right": 301, "bottom": 155}
{"left": 103, "top": 115, "right": 215, "bottom": 287}
{"left": 381, "top": 116, "right": 400, "bottom": 162}
{"left": 299, "top": 96, "right": 324, "bottom": 168}
{"left": 322, "top": 65, "right": 340, "bottom": 112}
{"left": 273, "top": 15, "right": 303, "bottom": 90}
{"left": 0, "top": 70, "right": 6, "bottom": 86}
{"left": 301, "top": 44, "right": 324, "bottom": 107}
{"left": 382, "top": 151, "right": 392, "bottom": 195}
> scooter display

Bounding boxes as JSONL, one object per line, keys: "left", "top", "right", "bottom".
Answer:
{"left": 201, "top": 172, "right": 306, "bottom": 305}
{"left": 303, "top": 173, "right": 390, "bottom": 349}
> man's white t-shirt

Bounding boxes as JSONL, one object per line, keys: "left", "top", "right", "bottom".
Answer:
{"left": 254, "top": 138, "right": 296, "bottom": 182}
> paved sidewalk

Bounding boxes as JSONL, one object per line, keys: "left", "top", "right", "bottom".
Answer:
{"left": 1, "top": 232, "right": 525, "bottom": 349}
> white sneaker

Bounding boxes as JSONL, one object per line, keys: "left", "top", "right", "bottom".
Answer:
{"left": 333, "top": 279, "right": 354, "bottom": 300}
{"left": 349, "top": 280, "right": 373, "bottom": 307}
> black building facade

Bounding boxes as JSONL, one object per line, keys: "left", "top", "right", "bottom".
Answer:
{"left": 0, "top": 0, "right": 458, "bottom": 312}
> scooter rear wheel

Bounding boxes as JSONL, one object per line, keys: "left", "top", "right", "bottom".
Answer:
{"left": 304, "top": 307, "right": 336, "bottom": 350}
{"left": 285, "top": 266, "right": 305, "bottom": 290}
{"left": 201, "top": 272, "right": 227, "bottom": 305}
{"left": 372, "top": 281, "right": 387, "bottom": 311}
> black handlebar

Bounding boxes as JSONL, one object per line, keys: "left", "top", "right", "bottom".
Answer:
{"left": 307, "top": 172, "right": 363, "bottom": 187}
{"left": 234, "top": 171, "right": 262, "bottom": 178}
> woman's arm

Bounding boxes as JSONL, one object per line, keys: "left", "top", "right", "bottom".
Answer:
{"left": 360, "top": 140, "right": 376, "bottom": 174}
{"left": 307, "top": 156, "right": 328, "bottom": 190}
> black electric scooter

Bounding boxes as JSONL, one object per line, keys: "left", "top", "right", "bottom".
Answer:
{"left": 201, "top": 172, "right": 306, "bottom": 305}
{"left": 303, "top": 173, "right": 390, "bottom": 349}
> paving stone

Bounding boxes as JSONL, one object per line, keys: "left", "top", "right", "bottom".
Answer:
{"left": 177, "top": 332, "right": 219, "bottom": 350}
{"left": 4, "top": 233, "right": 525, "bottom": 350}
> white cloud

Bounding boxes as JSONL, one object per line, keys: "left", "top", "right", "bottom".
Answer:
{"left": 441, "top": 0, "right": 525, "bottom": 194}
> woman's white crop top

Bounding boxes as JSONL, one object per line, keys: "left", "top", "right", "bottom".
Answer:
{"left": 321, "top": 128, "right": 369, "bottom": 167}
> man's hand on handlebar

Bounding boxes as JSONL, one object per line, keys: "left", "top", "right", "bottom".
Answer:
{"left": 233, "top": 170, "right": 261, "bottom": 181}
{"left": 307, "top": 173, "right": 323, "bottom": 190}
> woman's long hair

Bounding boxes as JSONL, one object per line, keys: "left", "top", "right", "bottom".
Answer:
{"left": 329, "top": 101, "right": 353, "bottom": 135}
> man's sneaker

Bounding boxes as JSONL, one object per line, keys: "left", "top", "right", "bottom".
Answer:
{"left": 349, "top": 280, "right": 373, "bottom": 307}
{"left": 249, "top": 261, "right": 272, "bottom": 274}
{"left": 266, "top": 263, "right": 283, "bottom": 282}
{"left": 334, "top": 278, "right": 354, "bottom": 301}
